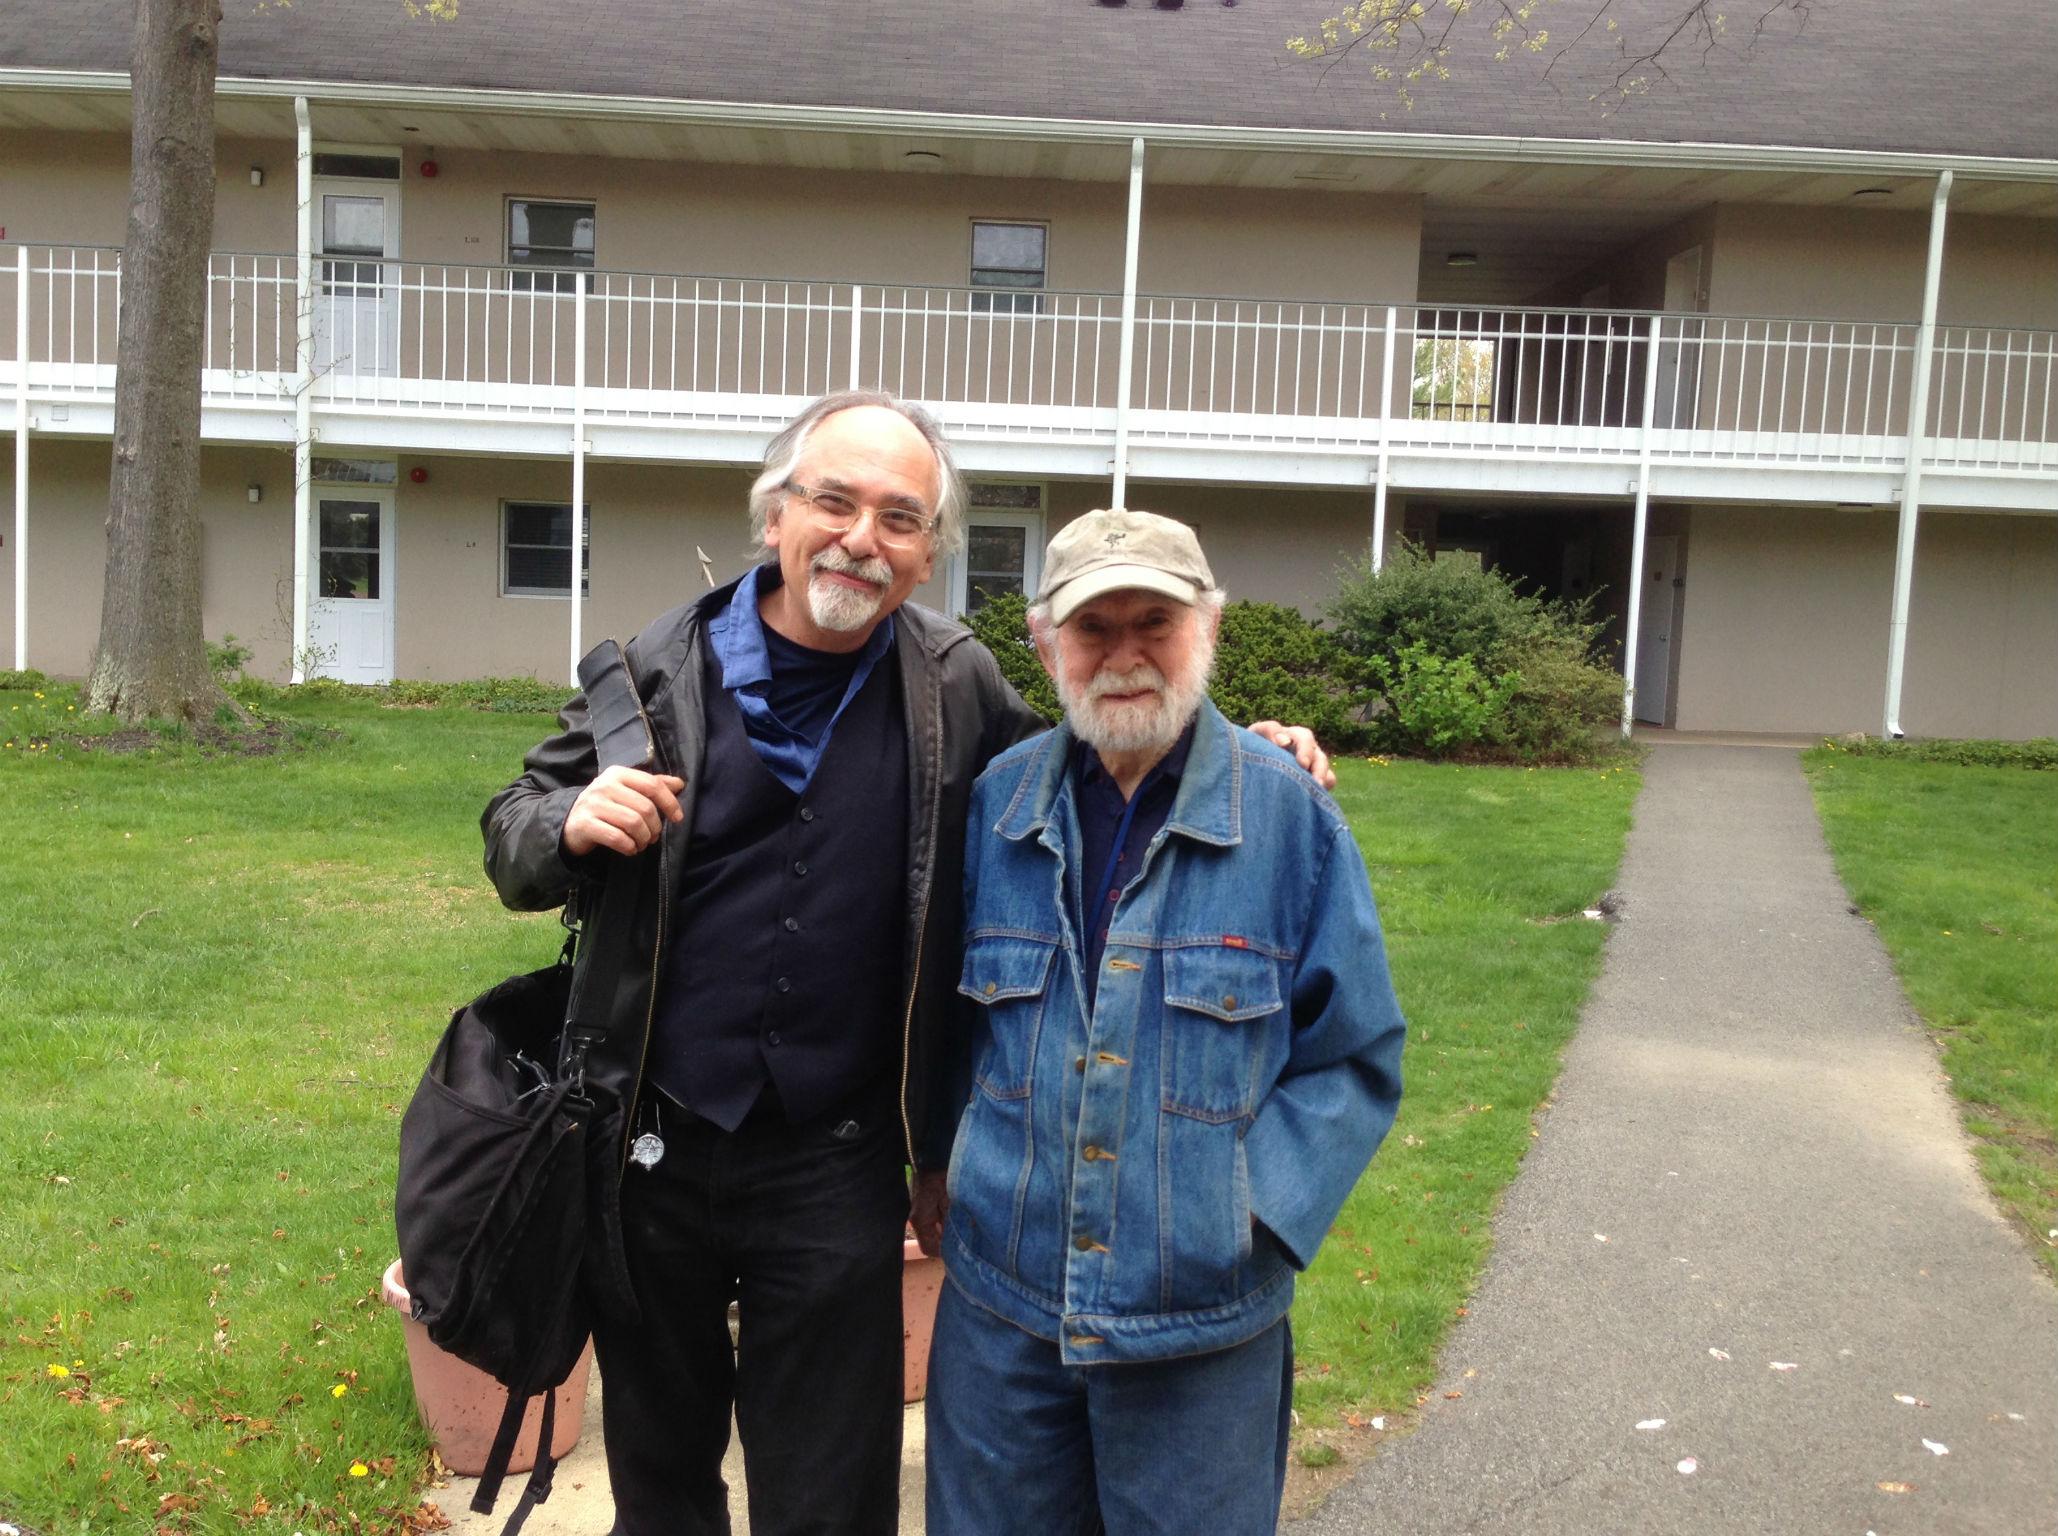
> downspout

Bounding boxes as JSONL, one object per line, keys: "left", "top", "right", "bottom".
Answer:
{"left": 1110, "top": 136, "right": 1144, "bottom": 508}
{"left": 1619, "top": 312, "right": 1664, "bottom": 737}
{"left": 13, "top": 246, "right": 27, "bottom": 671}
{"left": 569, "top": 269, "right": 587, "bottom": 686}
{"left": 291, "top": 96, "right": 313, "bottom": 683}
{"left": 1882, "top": 170, "right": 1952, "bottom": 740}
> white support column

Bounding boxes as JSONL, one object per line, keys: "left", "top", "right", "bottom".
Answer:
{"left": 568, "top": 270, "right": 588, "bottom": 687}
{"left": 1371, "top": 304, "right": 1397, "bottom": 571}
{"left": 14, "top": 247, "right": 28, "bottom": 671}
{"left": 1110, "top": 136, "right": 1145, "bottom": 508}
{"left": 291, "top": 97, "right": 314, "bottom": 684}
{"left": 1620, "top": 313, "right": 1665, "bottom": 738}
{"left": 1882, "top": 170, "right": 1953, "bottom": 740}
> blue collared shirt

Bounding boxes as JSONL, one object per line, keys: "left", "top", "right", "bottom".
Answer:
{"left": 707, "top": 564, "right": 896, "bottom": 796}
{"left": 1073, "top": 722, "right": 1195, "bottom": 1008}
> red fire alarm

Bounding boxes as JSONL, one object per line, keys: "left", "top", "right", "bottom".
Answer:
{"left": 419, "top": 159, "right": 440, "bottom": 179}
{"left": 408, "top": 465, "right": 429, "bottom": 484}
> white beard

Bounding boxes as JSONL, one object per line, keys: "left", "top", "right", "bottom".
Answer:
{"left": 1055, "top": 626, "right": 1217, "bottom": 758}
{"left": 805, "top": 547, "right": 893, "bottom": 633}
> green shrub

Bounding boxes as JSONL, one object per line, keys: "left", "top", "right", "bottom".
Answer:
{"left": 1328, "top": 542, "right": 1621, "bottom": 763}
{"left": 1820, "top": 735, "right": 2058, "bottom": 771}
{"left": 961, "top": 591, "right": 1061, "bottom": 724}
{"left": 1494, "top": 643, "right": 1624, "bottom": 764}
{"left": 1370, "top": 643, "right": 1518, "bottom": 758}
{"left": 0, "top": 668, "right": 51, "bottom": 692}
{"left": 1207, "top": 601, "right": 1373, "bottom": 751}
{"left": 206, "top": 633, "right": 253, "bottom": 683}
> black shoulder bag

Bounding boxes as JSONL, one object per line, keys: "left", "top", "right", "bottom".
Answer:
{"left": 394, "top": 637, "right": 661, "bottom": 1534}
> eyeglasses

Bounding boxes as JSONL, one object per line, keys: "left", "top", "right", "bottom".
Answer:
{"left": 785, "top": 482, "right": 936, "bottom": 547}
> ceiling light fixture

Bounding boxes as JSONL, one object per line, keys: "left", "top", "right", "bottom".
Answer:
{"left": 1850, "top": 186, "right": 1894, "bottom": 198}
{"left": 1446, "top": 251, "right": 1479, "bottom": 267}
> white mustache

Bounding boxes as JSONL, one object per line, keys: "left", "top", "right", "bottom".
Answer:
{"left": 812, "top": 547, "right": 892, "bottom": 586}
{"left": 1087, "top": 665, "right": 1164, "bottom": 701}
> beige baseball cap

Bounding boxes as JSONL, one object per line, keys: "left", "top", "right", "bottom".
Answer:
{"left": 1036, "top": 509, "right": 1217, "bottom": 626}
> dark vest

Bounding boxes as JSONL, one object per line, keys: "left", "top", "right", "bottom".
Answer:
{"left": 648, "top": 641, "right": 909, "bottom": 1130}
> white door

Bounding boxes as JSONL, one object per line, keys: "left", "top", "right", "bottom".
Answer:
{"left": 314, "top": 180, "right": 401, "bottom": 380}
{"left": 1633, "top": 534, "right": 1679, "bottom": 725}
{"left": 310, "top": 490, "right": 395, "bottom": 683}
{"left": 1653, "top": 247, "right": 1704, "bottom": 429}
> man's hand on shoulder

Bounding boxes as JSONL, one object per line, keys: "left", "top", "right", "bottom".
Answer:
{"left": 562, "top": 765, "right": 686, "bottom": 858}
{"left": 1248, "top": 721, "right": 1337, "bottom": 791}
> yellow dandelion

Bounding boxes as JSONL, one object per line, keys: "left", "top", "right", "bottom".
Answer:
{"left": 47, "top": 1363, "right": 70, "bottom": 1378}
{"left": 349, "top": 1461, "right": 369, "bottom": 1477}
{"left": 331, "top": 1382, "right": 349, "bottom": 1398}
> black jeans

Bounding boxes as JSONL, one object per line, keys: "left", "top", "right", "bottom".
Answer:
{"left": 596, "top": 1090, "right": 908, "bottom": 1536}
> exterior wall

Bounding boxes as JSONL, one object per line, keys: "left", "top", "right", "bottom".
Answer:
{"left": 0, "top": 130, "right": 293, "bottom": 252}
{"left": 1, "top": 437, "right": 292, "bottom": 679}
{"left": 1708, "top": 206, "right": 2058, "bottom": 329}
{"left": 1673, "top": 505, "right": 2058, "bottom": 739}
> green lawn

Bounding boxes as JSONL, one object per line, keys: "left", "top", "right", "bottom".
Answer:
{"left": 0, "top": 685, "right": 1637, "bottom": 1532}
{"left": 1805, "top": 749, "right": 2058, "bottom": 1279}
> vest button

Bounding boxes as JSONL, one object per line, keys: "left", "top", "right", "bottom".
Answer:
{"left": 767, "top": 1031, "right": 782, "bottom": 1047}
{"left": 784, "top": 917, "right": 799, "bottom": 932}
{"left": 799, "top": 807, "right": 816, "bottom": 822}
{"left": 793, "top": 860, "right": 808, "bottom": 876}
{"left": 1073, "top": 1234, "right": 1096, "bottom": 1252}
{"left": 775, "top": 976, "right": 791, "bottom": 994}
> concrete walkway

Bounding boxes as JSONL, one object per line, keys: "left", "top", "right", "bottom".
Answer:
{"left": 1302, "top": 745, "right": 2058, "bottom": 1535}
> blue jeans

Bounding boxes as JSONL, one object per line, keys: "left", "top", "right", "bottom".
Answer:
{"left": 924, "top": 1278, "right": 1294, "bottom": 1536}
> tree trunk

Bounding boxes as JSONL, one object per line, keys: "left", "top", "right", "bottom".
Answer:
{"left": 85, "top": 0, "right": 230, "bottom": 724}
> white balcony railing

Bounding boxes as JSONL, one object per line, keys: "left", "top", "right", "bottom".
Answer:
{"left": 3, "top": 245, "right": 2054, "bottom": 480}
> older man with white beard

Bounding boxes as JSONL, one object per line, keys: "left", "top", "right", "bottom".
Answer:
{"left": 924, "top": 509, "right": 1408, "bottom": 1536}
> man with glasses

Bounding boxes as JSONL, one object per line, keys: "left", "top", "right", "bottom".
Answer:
{"left": 482, "top": 391, "right": 1333, "bottom": 1536}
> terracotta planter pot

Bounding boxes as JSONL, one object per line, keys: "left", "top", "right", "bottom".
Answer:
{"left": 902, "top": 1237, "right": 944, "bottom": 1403}
{"left": 381, "top": 1259, "right": 592, "bottom": 1476}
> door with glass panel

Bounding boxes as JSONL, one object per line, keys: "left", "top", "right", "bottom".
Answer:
{"left": 952, "top": 484, "right": 1046, "bottom": 616}
{"left": 309, "top": 490, "right": 395, "bottom": 683}
{"left": 313, "top": 159, "right": 401, "bottom": 382}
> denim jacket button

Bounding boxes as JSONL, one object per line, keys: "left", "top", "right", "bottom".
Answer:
{"left": 1081, "top": 1144, "right": 1101, "bottom": 1162}
{"left": 1222, "top": 993, "right": 1237, "bottom": 1009}
{"left": 983, "top": 981, "right": 997, "bottom": 996}
{"left": 1075, "top": 1055, "right": 1087, "bottom": 1074}
{"left": 1073, "top": 1234, "right": 1096, "bottom": 1252}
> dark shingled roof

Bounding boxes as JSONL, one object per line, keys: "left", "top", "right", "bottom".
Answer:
{"left": 4, "top": 0, "right": 2055, "bottom": 164}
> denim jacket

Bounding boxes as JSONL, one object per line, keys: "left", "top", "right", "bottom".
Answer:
{"left": 942, "top": 700, "right": 1407, "bottom": 1365}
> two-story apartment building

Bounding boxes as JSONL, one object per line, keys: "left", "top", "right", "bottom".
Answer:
{"left": 3, "top": 0, "right": 2054, "bottom": 736}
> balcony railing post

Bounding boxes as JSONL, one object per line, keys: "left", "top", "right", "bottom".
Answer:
{"left": 1371, "top": 304, "right": 1397, "bottom": 572}
{"left": 14, "top": 246, "right": 29, "bottom": 670}
{"left": 848, "top": 285, "right": 863, "bottom": 391}
{"left": 1620, "top": 312, "right": 1665, "bottom": 738}
{"left": 569, "top": 270, "right": 588, "bottom": 688}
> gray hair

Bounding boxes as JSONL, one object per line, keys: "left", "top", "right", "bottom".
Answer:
{"left": 747, "top": 390, "right": 967, "bottom": 559}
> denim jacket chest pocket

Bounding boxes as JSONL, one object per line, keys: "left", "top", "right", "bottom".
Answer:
{"left": 957, "top": 935, "right": 1060, "bottom": 1101}
{"left": 1159, "top": 944, "right": 1286, "bottom": 1122}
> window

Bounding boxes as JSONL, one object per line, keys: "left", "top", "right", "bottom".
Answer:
{"left": 957, "top": 482, "right": 1045, "bottom": 615}
{"left": 508, "top": 199, "right": 596, "bottom": 294}
{"left": 310, "top": 457, "right": 397, "bottom": 486}
{"left": 503, "top": 502, "right": 592, "bottom": 596}
{"left": 312, "top": 152, "right": 399, "bottom": 181}
{"left": 319, "top": 500, "right": 381, "bottom": 600}
{"left": 970, "top": 221, "right": 1046, "bottom": 314}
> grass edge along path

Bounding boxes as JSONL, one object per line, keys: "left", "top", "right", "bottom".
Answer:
{"left": 1803, "top": 747, "right": 2058, "bottom": 1282}
{"left": 0, "top": 686, "right": 1637, "bottom": 1534}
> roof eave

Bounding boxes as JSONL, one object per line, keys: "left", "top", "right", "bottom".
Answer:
{"left": 5, "top": 66, "right": 2055, "bottom": 184}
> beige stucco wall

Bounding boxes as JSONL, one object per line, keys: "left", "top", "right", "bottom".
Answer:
{"left": 1708, "top": 206, "right": 2058, "bottom": 328}
{"left": 0, "top": 438, "right": 294, "bottom": 679}
{"left": 0, "top": 130, "right": 1419, "bottom": 305}
{"left": 1674, "top": 505, "right": 2058, "bottom": 739}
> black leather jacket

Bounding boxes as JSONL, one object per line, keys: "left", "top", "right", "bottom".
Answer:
{"left": 481, "top": 577, "right": 1042, "bottom": 1173}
